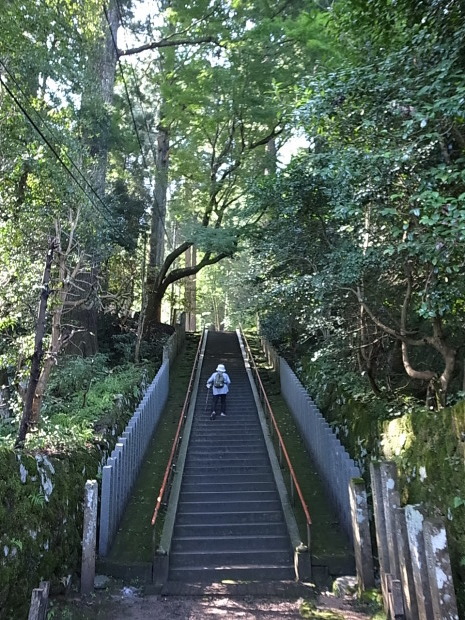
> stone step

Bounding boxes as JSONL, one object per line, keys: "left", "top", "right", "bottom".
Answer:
{"left": 182, "top": 472, "right": 275, "bottom": 485}
{"left": 177, "top": 499, "right": 282, "bottom": 513}
{"left": 169, "top": 548, "right": 293, "bottom": 568}
{"left": 189, "top": 431, "right": 262, "bottom": 441}
{"left": 188, "top": 438, "right": 264, "bottom": 447}
{"left": 185, "top": 456, "right": 267, "bottom": 466}
{"left": 171, "top": 535, "right": 291, "bottom": 553}
{"left": 173, "top": 522, "right": 287, "bottom": 538}
{"left": 187, "top": 448, "right": 266, "bottom": 457}
{"left": 181, "top": 481, "right": 276, "bottom": 493}
{"left": 183, "top": 464, "right": 271, "bottom": 474}
{"left": 180, "top": 490, "right": 278, "bottom": 503}
{"left": 175, "top": 510, "right": 285, "bottom": 526}
{"left": 192, "top": 422, "right": 261, "bottom": 430}
{"left": 168, "top": 564, "right": 295, "bottom": 583}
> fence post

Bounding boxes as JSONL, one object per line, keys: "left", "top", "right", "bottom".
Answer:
{"left": 81, "top": 480, "right": 98, "bottom": 595}
{"left": 370, "top": 462, "right": 390, "bottom": 608}
{"left": 28, "top": 581, "right": 49, "bottom": 620}
{"left": 99, "top": 461, "right": 113, "bottom": 556}
{"left": 423, "top": 518, "right": 459, "bottom": 620}
{"left": 349, "top": 478, "right": 375, "bottom": 590}
{"left": 405, "top": 504, "right": 435, "bottom": 619}
{"left": 380, "top": 461, "right": 401, "bottom": 580}
{"left": 394, "top": 507, "right": 419, "bottom": 620}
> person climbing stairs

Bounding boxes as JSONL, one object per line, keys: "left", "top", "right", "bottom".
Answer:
{"left": 164, "top": 330, "right": 297, "bottom": 585}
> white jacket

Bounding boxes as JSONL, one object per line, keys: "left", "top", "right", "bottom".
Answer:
{"left": 206, "top": 371, "right": 231, "bottom": 395}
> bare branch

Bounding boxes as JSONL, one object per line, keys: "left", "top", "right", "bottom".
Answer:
{"left": 119, "top": 37, "right": 221, "bottom": 57}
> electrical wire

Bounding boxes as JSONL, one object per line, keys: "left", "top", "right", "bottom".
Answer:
{"left": 0, "top": 60, "right": 128, "bottom": 244}
{"left": 0, "top": 67, "right": 128, "bottom": 244}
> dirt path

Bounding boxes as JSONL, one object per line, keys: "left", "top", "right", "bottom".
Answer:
{"left": 51, "top": 586, "right": 380, "bottom": 619}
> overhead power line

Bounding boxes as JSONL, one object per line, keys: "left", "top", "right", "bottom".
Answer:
{"left": 0, "top": 60, "right": 127, "bottom": 244}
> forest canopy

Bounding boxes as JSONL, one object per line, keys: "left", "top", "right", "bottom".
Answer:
{"left": 1, "top": 0, "right": 465, "bottom": 446}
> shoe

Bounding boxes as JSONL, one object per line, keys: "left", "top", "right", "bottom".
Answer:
{"left": 220, "top": 412, "right": 226, "bottom": 417}
{"left": 210, "top": 411, "right": 216, "bottom": 420}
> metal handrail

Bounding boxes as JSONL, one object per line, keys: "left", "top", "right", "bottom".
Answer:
{"left": 150, "top": 331, "right": 204, "bottom": 530}
{"left": 241, "top": 330, "right": 312, "bottom": 553}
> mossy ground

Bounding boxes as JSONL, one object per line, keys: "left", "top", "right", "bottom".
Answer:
{"left": 245, "top": 335, "right": 354, "bottom": 568}
{"left": 105, "top": 333, "right": 200, "bottom": 565}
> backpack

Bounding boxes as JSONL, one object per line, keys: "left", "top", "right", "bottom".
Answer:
{"left": 213, "top": 372, "right": 225, "bottom": 388}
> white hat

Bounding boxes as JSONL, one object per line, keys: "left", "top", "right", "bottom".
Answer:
{"left": 216, "top": 364, "right": 226, "bottom": 372}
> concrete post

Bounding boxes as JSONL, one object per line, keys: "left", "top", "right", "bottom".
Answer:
{"left": 380, "top": 461, "right": 401, "bottom": 579}
{"left": 28, "top": 581, "right": 49, "bottom": 620}
{"left": 394, "top": 507, "right": 419, "bottom": 620}
{"left": 423, "top": 518, "right": 459, "bottom": 620}
{"left": 349, "top": 478, "right": 375, "bottom": 589}
{"left": 99, "top": 462, "right": 113, "bottom": 556}
{"left": 81, "top": 480, "right": 98, "bottom": 595}
{"left": 405, "top": 504, "right": 434, "bottom": 620}
{"left": 370, "top": 462, "right": 390, "bottom": 607}
{"left": 385, "top": 574, "right": 405, "bottom": 620}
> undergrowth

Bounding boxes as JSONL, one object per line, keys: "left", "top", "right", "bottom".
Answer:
{"left": 0, "top": 354, "right": 157, "bottom": 450}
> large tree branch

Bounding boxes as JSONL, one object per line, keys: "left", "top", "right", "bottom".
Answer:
{"left": 119, "top": 37, "right": 220, "bottom": 57}
{"left": 158, "top": 250, "right": 230, "bottom": 297}
{"left": 248, "top": 125, "right": 284, "bottom": 150}
{"left": 154, "top": 241, "right": 192, "bottom": 288}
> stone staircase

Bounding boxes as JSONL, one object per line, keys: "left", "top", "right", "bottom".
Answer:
{"left": 166, "top": 330, "right": 295, "bottom": 583}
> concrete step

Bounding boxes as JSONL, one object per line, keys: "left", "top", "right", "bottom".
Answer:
{"left": 180, "top": 490, "right": 279, "bottom": 504}
{"left": 169, "top": 548, "right": 293, "bottom": 568}
{"left": 187, "top": 448, "right": 267, "bottom": 458}
{"left": 168, "top": 564, "right": 295, "bottom": 582}
{"left": 178, "top": 499, "right": 282, "bottom": 513}
{"left": 183, "top": 464, "right": 272, "bottom": 474}
{"left": 188, "top": 438, "right": 264, "bottom": 447}
{"left": 182, "top": 472, "right": 275, "bottom": 485}
{"left": 175, "top": 510, "right": 286, "bottom": 525}
{"left": 185, "top": 456, "right": 267, "bottom": 466}
{"left": 181, "top": 481, "right": 276, "bottom": 493}
{"left": 173, "top": 522, "right": 287, "bottom": 538}
{"left": 172, "top": 535, "right": 291, "bottom": 553}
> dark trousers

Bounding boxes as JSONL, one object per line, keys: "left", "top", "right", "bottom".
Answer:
{"left": 212, "top": 393, "right": 227, "bottom": 414}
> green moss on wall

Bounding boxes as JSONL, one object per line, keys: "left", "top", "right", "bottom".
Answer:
{"left": 302, "top": 369, "right": 465, "bottom": 613}
{"left": 0, "top": 396, "right": 139, "bottom": 618}
{"left": 382, "top": 404, "right": 465, "bottom": 608}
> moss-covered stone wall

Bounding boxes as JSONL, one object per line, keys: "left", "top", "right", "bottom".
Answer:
{"left": 382, "top": 402, "right": 465, "bottom": 605}
{"left": 0, "top": 403, "right": 135, "bottom": 619}
{"left": 308, "top": 381, "right": 465, "bottom": 612}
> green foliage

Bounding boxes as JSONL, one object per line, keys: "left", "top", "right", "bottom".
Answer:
{"left": 46, "top": 354, "right": 110, "bottom": 399}
{"left": 0, "top": 353, "right": 154, "bottom": 450}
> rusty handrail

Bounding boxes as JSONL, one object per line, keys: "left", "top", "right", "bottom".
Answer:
{"left": 151, "top": 331, "right": 204, "bottom": 528}
{"left": 241, "top": 330, "right": 312, "bottom": 553}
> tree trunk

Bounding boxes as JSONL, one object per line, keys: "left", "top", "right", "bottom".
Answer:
{"left": 135, "top": 233, "right": 148, "bottom": 363}
{"left": 184, "top": 244, "right": 197, "bottom": 331}
{"left": 66, "top": 0, "right": 120, "bottom": 354}
{"left": 0, "top": 369, "right": 11, "bottom": 419}
{"left": 16, "top": 240, "right": 56, "bottom": 446}
{"left": 145, "top": 106, "right": 170, "bottom": 332}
